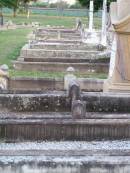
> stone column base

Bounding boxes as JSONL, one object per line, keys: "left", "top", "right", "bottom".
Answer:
{"left": 103, "top": 79, "right": 130, "bottom": 93}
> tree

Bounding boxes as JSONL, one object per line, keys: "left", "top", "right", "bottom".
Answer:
{"left": 0, "top": 1, "right": 3, "bottom": 25}
{"left": 21, "top": 0, "right": 37, "bottom": 18}
{"left": 0, "top": 0, "right": 37, "bottom": 17}
{"left": 10, "top": 0, "right": 19, "bottom": 17}
{"left": 0, "top": 0, "right": 19, "bottom": 17}
{"left": 78, "top": 0, "right": 116, "bottom": 11}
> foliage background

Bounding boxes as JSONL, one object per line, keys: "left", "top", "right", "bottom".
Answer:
{"left": 78, "top": 0, "right": 116, "bottom": 11}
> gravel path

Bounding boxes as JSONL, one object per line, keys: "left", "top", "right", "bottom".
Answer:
{"left": 0, "top": 141, "right": 130, "bottom": 151}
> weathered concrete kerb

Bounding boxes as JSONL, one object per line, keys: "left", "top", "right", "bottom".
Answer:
{"left": 8, "top": 77, "right": 104, "bottom": 92}
{"left": 13, "top": 61, "right": 109, "bottom": 74}
{"left": 0, "top": 92, "right": 130, "bottom": 141}
{"left": 1, "top": 114, "right": 130, "bottom": 141}
{"left": 0, "top": 92, "right": 130, "bottom": 112}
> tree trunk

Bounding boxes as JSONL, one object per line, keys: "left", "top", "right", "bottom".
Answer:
{"left": 0, "top": 7, "right": 2, "bottom": 16}
{"left": 0, "top": 7, "right": 3, "bottom": 26}
{"left": 27, "top": 9, "right": 30, "bottom": 19}
{"left": 13, "top": 8, "right": 17, "bottom": 17}
{"left": 26, "top": 3, "right": 30, "bottom": 19}
{"left": 24, "top": 3, "right": 30, "bottom": 19}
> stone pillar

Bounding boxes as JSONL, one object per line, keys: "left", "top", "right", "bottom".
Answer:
{"left": 101, "top": 0, "right": 107, "bottom": 46}
{"left": 104, "top": 0, "right": 130, "bottom": 92}
{"left": 108, "top": 35, "right": 117, "bottom": 78}
{"left": 89, "top": 0, "right": 94, "bottom": 32}
{"left": 117, "top": 0, "right": 130, "bottom": 20}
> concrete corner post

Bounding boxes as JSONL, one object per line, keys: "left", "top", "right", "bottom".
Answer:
{"left": 104, "top": 0, "right": 130, "bottom": 92}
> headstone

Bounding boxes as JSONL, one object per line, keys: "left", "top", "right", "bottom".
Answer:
{"left": 89, "top": 0, "right": 94, "bottom": 32}
{"left": 101, "top": 0, "right": 107, "bottom": 46}
{"left": 104, "top": 0, "right": 130, "bottom": 92}
{"left": 58, "top": 31, "right": 61, "bottom": 40}
{"left": 72, "top": 100, "right": 86, "bottom": 119}
{"left": 83, "top": 31, "right": 100, "bottom": 44}
{"left": 83, "top": 0, "right": 100, "bottom": 44}
{"left": 32, "top": 22, "right": 40, "bottom": 28}
{"left": 28, "top": 40, "right": 31, "bottom": 49}
{"left": 76, "top": 18, "right": 82, "bottom": 31}
{"left": 7, "top": 20, "right": 13, "bottom": 26}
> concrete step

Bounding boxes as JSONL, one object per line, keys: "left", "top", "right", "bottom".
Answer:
{"left": 30, "top": 43, "right": 102, "bottom": 51}
{"left": 37, "top": 38, "right": 82, "bottom": 42}
{"left": 36, "top": 39, "right": 83, "bottom": 44}
{"left": 23, "top": 56, "right": 109, "bottom": 63}
{"left": 37, "top": 28, "right": 79, "bottom": 34}
{"left": 0, "top": 92, "right": 130, "bottom": 112}
{"left": 9, "top": 77, "right": 103, "bottom": 92}
{"left": 21, "top": 49, "right": 100, "bottom": 58}
{"left": 36, "top": 32, "right": 81, "bottom": 37}
{"left": 36, "top": 34, "right": 81, "bottom": 40}
{"left": 1, "top": 111, "right": 130, "bottom": 120}
{"left": 13, "top": 61, "right": 109, "bottom": 74}
{"left": 0, "top": 113, "right": 130, "bottom": 141}
{"left": 36, "top": 37, "right": 82, "bottom": 41}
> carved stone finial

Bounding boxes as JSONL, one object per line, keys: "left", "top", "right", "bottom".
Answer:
{"left": 64, "top": 67, "right": 76, "bottom": 91}
{"left": 0, "top": 64, "right": 9, "bottom": 90}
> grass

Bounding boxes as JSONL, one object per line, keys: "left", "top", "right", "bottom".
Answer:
{"left": 0, "top": 14, "right": 105, "bottom": 79}
{"left": 4, "top": 14, "right": 82, "bottom": 28}
{"left": 4, "top": 14, "right": 101, "bottom": 29}
{"left": 10, "top": 70, "right": 107, "bottom": 79}
{"left": 0, "top": 28, "right": 31, "bottom": 67}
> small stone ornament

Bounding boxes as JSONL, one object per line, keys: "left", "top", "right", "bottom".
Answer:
{"left": 64, "top": 67, "right": 76, "bottom": 91}
{"left": 0, "top": 64, "right": 9, "bottom": 90}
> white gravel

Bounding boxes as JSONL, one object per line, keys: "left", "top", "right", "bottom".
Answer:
{"left": 0, "top": 155, "right": 130, "bottom": 165}
{"left": 0, "top": 140, "right": 130, "bottom": 151}
{"left": 0, "top": 141, "right": 130, "bottom": 165}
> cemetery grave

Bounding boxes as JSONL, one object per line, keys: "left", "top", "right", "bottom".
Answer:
{"left": 1, "top": 0, "right": 130, "bottom": 172}
{"left": 13, "top": 27, "right": 109, "bottom": 74}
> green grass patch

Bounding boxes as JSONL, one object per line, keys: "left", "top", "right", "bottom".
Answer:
{"left": 4, "top": 14, "right": 80, "bottom": 28}
{"left": 0, "top": 28, "right": 31, "bottom": 67}
{"left": 10, "top": 70, "right": 65, "bottom": 78}
{"left": 3, "top": 14, "right": 101, "bottom": 29}
{"left": 10, "top": 70, "right": 107, "bottom": 79}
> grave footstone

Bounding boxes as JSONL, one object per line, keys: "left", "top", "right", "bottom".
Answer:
{"left": 72, "top": 100, "right": 86, "bottom": 119}
{"left": 69, "top": 80, "right": 80, "bottom": 102}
